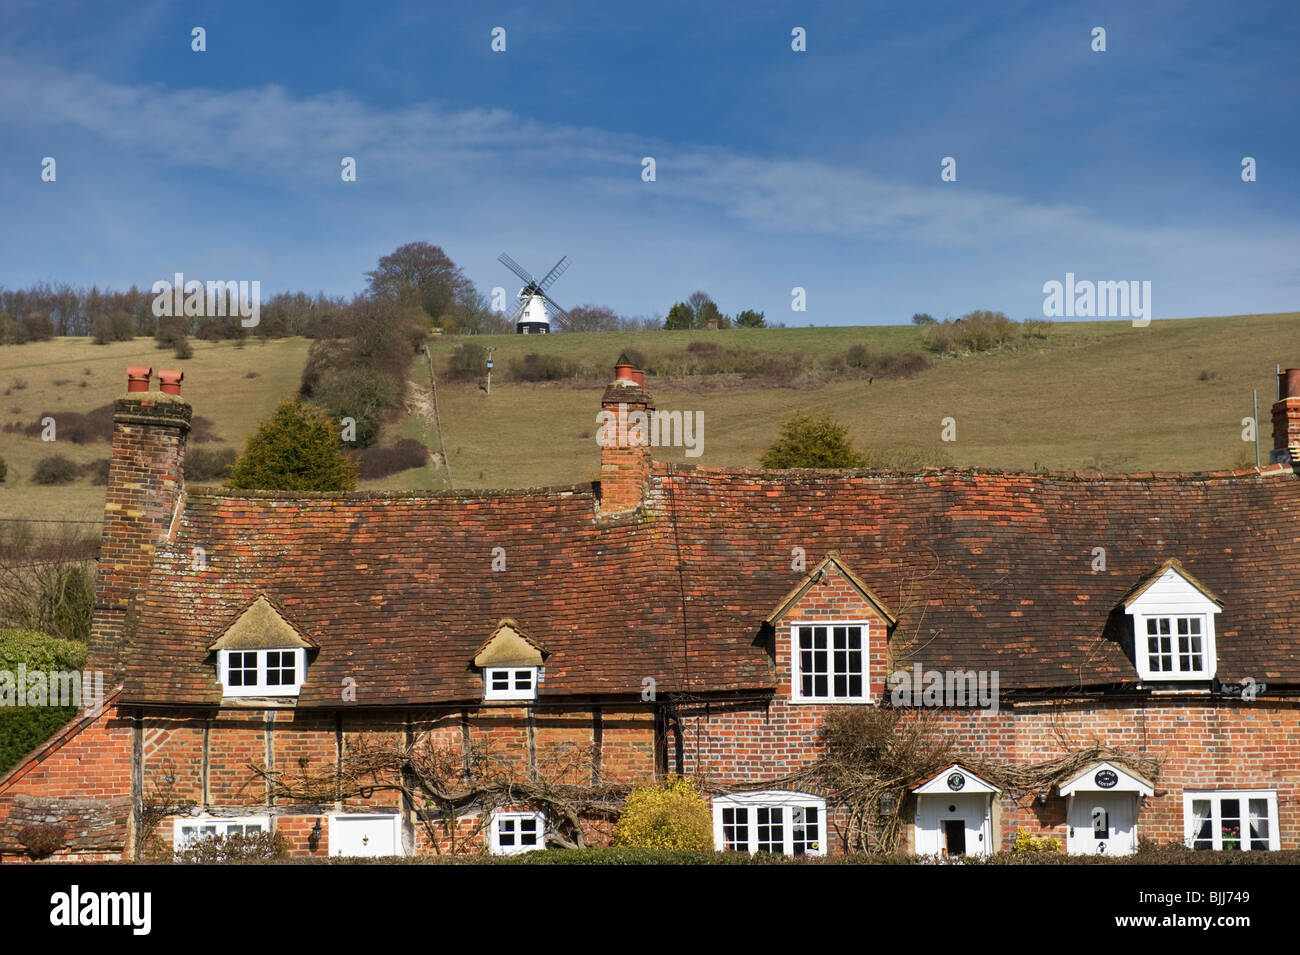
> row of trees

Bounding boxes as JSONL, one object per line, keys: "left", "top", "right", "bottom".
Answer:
{"left": 0, "top": 258, "right": 775, "bottom": 344}
{"left": 664, "top": 291, "right": 766, "bottom": 330}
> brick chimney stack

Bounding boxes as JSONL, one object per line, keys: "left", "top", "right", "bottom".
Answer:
{"left": 89, "top": 368, "right": 192, "bottom": 682}
{"left": 599, "top": 355, "right": 654, "bottom": 514}
{"left": 1272, "top": 368, "right": 1300, "bottom": 465}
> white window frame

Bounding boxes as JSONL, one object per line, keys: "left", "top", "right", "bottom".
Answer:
{"left": 1133, "top": 613, "right": 1215, "bottom": 680}
{"left": 1183, "top": 790, "right": 1279, "bottom": 851}
{"left": 174, "top": 815, "right": 270, "bottom": 849}
{"left": 483, "top": 666, "right": 539, "bottom": 701}
{"left": 790, "top": 622, "right": 871, "bottom": 703}
{"left": 490, "top": 810, "right": 545, "bottom": 855}
{"left": 217, "top": 647, "right": 306, "bottom": 697}
{"left": 712, "top": 791, "right": 827, "bottom": 856}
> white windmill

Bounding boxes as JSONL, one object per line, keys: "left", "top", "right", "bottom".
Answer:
{"left": 498, "top": 253, "right": 573, "bottom": 334}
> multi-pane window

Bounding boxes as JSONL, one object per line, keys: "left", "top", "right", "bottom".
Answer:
{"left": 793, "top": 624, "right": 867, "bottom": 701}
{"left": 491, "top": 811, "right": 545, "bottom": 855}
{"left": 755, "top": 807, "right": 784, "bottom": 853}
{"left": 721, "top": 807, "right": 749, "bottom": 852}
{"left": 1144, "top": 616, "right": 1204, "bottom": 674}
{"left": 218, "top": 649, "right": 305, "bottom": 697}
{"left": 265, "top": 650, "right": 298, "bottom": 687}
{"left": 1185, "top": 791, "right": 1278, "bottom": 851}
{"left": 226, "top": 651, "right": 259, "bottom": 688}
{"left": 713, "top": 793, "right": 827, "bottom": 856}
{"left": 174, "top": 816, "right": 268, "bottom": 849}
{"left": 483, "top": 666, "right": 538, "bottom": 701}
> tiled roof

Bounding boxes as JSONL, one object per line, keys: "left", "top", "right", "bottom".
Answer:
{"left": 116, "top": 462, "right": 1300, "bottom": 706}
{"left": 651, "top": 463, "right": 1300, "bottom": 690}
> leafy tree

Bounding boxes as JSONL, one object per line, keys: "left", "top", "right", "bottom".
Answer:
{"left": 365, "top": 241, "right": 473, "bottom": 323}
{"left": 227, "top": 398, "right": 357, "bottom": 491}
{"left": 912, "top": 313, "right": 937, "bottom": 325}
{"left": 734, "top": 309, "right": 766, "bottom": 328}
{"left": 664, "top": 302, "right": 694, "bottom": 330}
{"left": 686, "top": 291, "right": 712, "bottom": 320}
{"left": 760, "top": 410, "right": 871, "bottom": 468}
{"left": 695, "top": 300, "right": 722, "bottom": 329}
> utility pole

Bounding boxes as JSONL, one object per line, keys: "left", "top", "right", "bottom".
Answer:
{"left": 1253, "top": 389, "right": 1260, "bottom": 468}
{"left": 486, "top": 348, "right": 494, "bottom": 395}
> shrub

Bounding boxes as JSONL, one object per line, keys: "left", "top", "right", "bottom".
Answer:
{"left": 311, "top": 366, "right": 399, "bottom": 449}
{"left": 0, "top": 629, "right": 88, "bottom": 774}
{"left": 922, "top": 310, "right": 1020, "bottom": 355}
{"left": 175, "top": 830, "right": 290, "bottom": 864}
{"left": 760, "top": 410, "right": 870, "bottom": 469}
{"left": 444, "top": 345, "right": 488, "bottom": 382}
{"left": 349, "top": 438, "right": 429, "bottom": 480}
{"left": 870, "top": 445, "right": 953, "bottom": 469}
{"left": 614, "top": 777, "right": 713, "bottom": 851}
{"left": 155, "top": 315, "right": 188, "bottom": 349}
{"left": 911, "top": 313, "right": 937, "bottom": 325}
{"left": 31, "top": 455, "right": 78, "bottom": 485}
{"left": 11, "top": 405, "right": 114, "bottom": 445}
{"left": 686, "top": 340, "right": 724, "bottom": 357}
{"left": 173, "top": 337, "right": 194, "bottom": 360}
{"left": 17, "top": 825, "right": 66, "bottom": 860}
{"left": 21, "top": 313, "right": 54, "bottom": 342}
{"left": 227, "top": 398, "right": 358, "bottom": 492}
{"left": 184, "top": 447, "right": 237, "bottom": 482}
{"left": 845, "top": 345, "right": 931, "bottom": 379}
{"left": 1013, "top": 828, "right": 1063, "bottom": 853}
{"left": 510, "top": 353, "right": 578, "bottom": 382}
{"left": 80, "top": 458, "right": 110, "bottom": 485}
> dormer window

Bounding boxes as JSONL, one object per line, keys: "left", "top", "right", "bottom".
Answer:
{"left": 473, "top": 618, "right": 548, "bottom": 703}
{"left": 219, "top": 648, "right": 306, "bottom": 697}
{"left": 1122, "top": 559, "right": 1222, "bottom": 682}
{"left": 1141, "top": 616, "right": 1206, "bottom": 676}
{"left": 206, "top": 594, "right": 318, "bottom": 700}
{"left": 484, "top": 666, "right": 539, "bottom": 701}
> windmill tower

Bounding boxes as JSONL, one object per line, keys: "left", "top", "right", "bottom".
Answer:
{"left": 499, "top": 253, "right": 572, "bottom": 334}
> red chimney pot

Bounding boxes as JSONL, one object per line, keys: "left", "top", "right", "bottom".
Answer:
{"left": 126, "top": 367, "right": 152, "bottom": 393}
{"left": 1280, "top": 368, "right": 1300, "bottom": 400}
{"left": 158, "top": 370, "right": 183, "bottom": 395}
{"left": 631, "top": 370, "right": 645, "bottom": 386}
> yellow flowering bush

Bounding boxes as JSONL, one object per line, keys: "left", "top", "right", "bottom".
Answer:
{"left": 1013, "top": 827, "right": 1063, "bottom": 853}
{"left": 614, "top": 777, "right": 712, "bottom": 851}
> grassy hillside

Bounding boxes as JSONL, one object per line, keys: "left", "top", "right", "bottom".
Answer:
{"left": 1, "top": 313, "right": 1296, "bottom": 523}
{"left": 420, "top": 313, "right": 1299, "bottom": 490}
{"left": 0, "top": 337, "right": 309, "bottom": 521}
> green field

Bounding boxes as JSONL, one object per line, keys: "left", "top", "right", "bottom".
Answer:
{"left": 1, "top": 313, "right": 1296, "bottom": 523}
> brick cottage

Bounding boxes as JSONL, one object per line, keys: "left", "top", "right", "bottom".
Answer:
{"left": 2, "top": 359, "right": 1299, "bottom": 861}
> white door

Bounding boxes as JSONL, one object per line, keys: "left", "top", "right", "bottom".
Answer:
{"left": 329, "top": 814, "right": 401, "bottom": 857}
{"left": 915, "top": 794, "right": 992, "bottom": 857}
{"left": 1069, "top": 793, "right": 1136, "bottom": 856}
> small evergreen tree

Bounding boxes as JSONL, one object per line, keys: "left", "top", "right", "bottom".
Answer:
{"left": 227, "top": 398, "right": 357, "bottom": 491}
{"left": 664, "top": 302, "right": 694, "bottom": 330}
{"left": 760, "top": 410, "right": 871, "bottom": 469}
{"left": 734, "top": 309, "right": 766, "bottom": 328}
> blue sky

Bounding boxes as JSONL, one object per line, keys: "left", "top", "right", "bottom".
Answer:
{"left": 1, "top": 0, "right": 1297, "bottom": 324}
